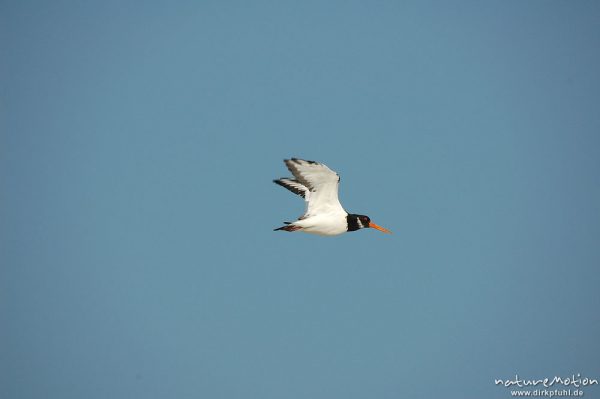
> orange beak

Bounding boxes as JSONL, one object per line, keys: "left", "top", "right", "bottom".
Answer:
{"left": 368, "top": 221, "right": 392, "bottom": 234}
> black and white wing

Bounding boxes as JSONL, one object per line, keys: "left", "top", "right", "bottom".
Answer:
{"left": 274, "top": 158, "right": 345, "bottom": 218}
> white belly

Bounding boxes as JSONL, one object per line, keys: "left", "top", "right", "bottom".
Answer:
{"left": 293, "top": 213, "right": 348, "bottom": 236}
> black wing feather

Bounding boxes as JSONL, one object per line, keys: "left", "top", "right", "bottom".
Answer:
{"left": 273, "top": 178, "right": 307, "bottom": 198}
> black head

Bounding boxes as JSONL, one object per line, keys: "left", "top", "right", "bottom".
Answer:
{"left": 346, "top": 213, "right": 392, "bottom": 234}
{"left": 346, "top": 214, "right": 370, "bottom": 232}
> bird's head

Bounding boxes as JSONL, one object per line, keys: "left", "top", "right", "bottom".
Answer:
{"left": 347, "top": 214, "right": 392, "bottom": 234}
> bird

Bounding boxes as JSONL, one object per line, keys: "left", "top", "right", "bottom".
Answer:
{"left": 273, "top": 158, "right": 392, "bottom": 236}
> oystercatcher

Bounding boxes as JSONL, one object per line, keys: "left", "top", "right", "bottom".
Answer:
{"left": 273, "top": 158, "right": 392, "bottom": 236}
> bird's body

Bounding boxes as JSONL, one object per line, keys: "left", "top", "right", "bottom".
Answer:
{"left": 288, "top": 212, "right": 349, "bottom": 236}
{"left": 273, "top": 158, "right": 391, "bottom": 236}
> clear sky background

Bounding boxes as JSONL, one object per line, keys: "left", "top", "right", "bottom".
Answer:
{"left": 1, "top": 2, "right": 599, "bottom": 398}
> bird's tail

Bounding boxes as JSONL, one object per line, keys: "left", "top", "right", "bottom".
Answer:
{"left": 274, "top": 222, "right": 302, "bottom": 232}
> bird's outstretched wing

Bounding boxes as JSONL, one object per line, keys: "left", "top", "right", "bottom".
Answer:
{"left": 275, "top": 158, "right": 345, "bottom": 218}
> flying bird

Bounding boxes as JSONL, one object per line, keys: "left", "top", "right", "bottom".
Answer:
{"left": 273, "top": 158, "right": 392, "bottom": 236}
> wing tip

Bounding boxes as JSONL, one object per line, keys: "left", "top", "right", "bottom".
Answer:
{"left": 273, "top": 178, "right": 290, "bottom": 185}
{"left": 273, "top": 178, "right": 307, "bottom": 198}
{"left": 287, "top": 157, "right": 318, "bottom": 165}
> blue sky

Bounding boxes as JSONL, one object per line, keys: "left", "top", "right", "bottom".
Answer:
{"left": 2, "top": 2, "right": 599, "bottom": 398}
